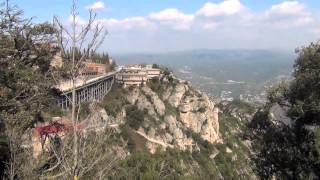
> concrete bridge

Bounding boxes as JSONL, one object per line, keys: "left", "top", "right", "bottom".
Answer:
{"left": 55, "top": 72, "right": 116, "bottom": 109}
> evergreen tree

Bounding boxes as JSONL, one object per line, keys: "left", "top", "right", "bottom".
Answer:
{"left": 250, "top": 42, "right": 320, "bottom": 179}
{"left": 0, "top": 1, "right": 57, "bottom": 178}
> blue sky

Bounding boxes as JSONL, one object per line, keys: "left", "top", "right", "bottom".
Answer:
{"left": 11, "top": 0, "right": 320, "bottom": 53}
{"left": 15, "top": 0, "right": 320, "bottom": 21}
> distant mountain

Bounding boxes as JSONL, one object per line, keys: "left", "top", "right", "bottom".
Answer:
{"left": 113, "top": 49, "right": 295, "bottom": 102}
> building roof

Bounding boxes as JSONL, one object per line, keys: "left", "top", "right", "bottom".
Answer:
{"left": 83, "top": 62, "right": 107, "bottom": 68}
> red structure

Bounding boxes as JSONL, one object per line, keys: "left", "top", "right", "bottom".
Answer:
{"left": 34, "top": 122, "right": 68, "bottom": 137}
{"left": 34, "top": 121, "right": 85, "bottom": 137}
{"left": 33, "top": 121, "right": 85, "bottom": 151}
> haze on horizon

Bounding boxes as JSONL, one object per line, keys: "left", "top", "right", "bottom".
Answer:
{"left": 16, "top": 0, "right": 320, "bottom": 53}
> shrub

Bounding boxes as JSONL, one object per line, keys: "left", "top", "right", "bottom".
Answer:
{"left": 152, "top": 64, "right": 159, "bottom": 68}
{"left": 226, "top": 99, "right": 255, "bottom": 114}
{"left": 147, "top": 79, "right": 164, "bottom": 97}
{"left": 267, "top": 80, "right": 289, "bottom": 105}
{"left": 101, "top": 84, "right": 128, "bottom": 117}
{"left": 111, "top": 149, "right": 194, "bottom": 179}
{"left": 165, "top": 101, "right": 180, "bottom": 118}
{"left": 125, "top": 105, "right": 146, "bottom": 130}
{"left": 162, "top": 68, "right": 171, "bottom": 76}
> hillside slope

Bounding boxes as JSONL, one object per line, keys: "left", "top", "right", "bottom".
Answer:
{"left": 98, "top": 72, "right": 257, "bottom": 179}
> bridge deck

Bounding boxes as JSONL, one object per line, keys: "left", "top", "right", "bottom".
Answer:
{"left": 55, "top": 71, "right": 117, "bottom": 109}
{"left": 56, "top": 71, "right": 117, "bottom": 93}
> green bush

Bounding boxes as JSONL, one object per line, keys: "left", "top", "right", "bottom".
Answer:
{"left": 152, "top": 64, "right": 159, "bottom": 69}
{"left": 267, "top": 81, "right": 289, "bottom": 105}
{"left": 125, "top": 105, "right": 146, "bottom": 130}
{"left": 165, "top": 101, "right": 180, "bottom": 118}
{"left": 147, "top": 79, "right": 165, "bottom": 97}
{"left": 111, "top": 149, "right": 196, "bottom": 179}
{"left": 162, "top": 67, "right": 171, "bottom": 76}
{"left": 101, "top": 84, "right": 128, "bottom": 117}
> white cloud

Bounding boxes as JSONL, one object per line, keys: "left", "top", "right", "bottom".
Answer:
{"left": 148, "top": 8, "right": 194, "bottom": 30}
{"left": 86, "top": 1, "right": 105, "bottom": 11}
{"left": 202, "top": 22, "right": 218, "bottom": 30}
{"left": 97, "top": 17, "right": 153, "bottom": 30}
{"left": 264, "top": 1, "right": 313, "bottom": 27}
{"left": 267, "top": 1, "right": 304, "bottom": 16}
{"left": 196, "top": 0, "right": 245, "bottom": 17}
{"left": 79, "top": 1, "right": 320, "bottom": 52}
{"left": 98, "top": 9, "right": 195, "bottom": 32}
{"left": 149, "top": 8, "right": 194, "bottom": 22}
{"left": 309, "top": 28, "right": 320, "bottom": 36}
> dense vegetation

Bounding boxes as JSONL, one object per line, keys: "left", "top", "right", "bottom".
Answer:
{"left": 101, "top": 84, "right": 129, "bottom": 117}
{"left": 64, "top": 48, "right": 115, "bottom": 72}
{"left": 0, "top": 2, "right": 58, "bottom": 178}
{"left": 125, "top": 105, "right": 147, "bottom": 130}
{"left": 249, "top": 42, "right": 320, "bottom": 179}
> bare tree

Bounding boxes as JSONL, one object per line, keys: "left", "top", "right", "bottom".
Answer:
{"left": 52, "top": 0, "right": 108, "bottom": 179}
{"left": 40, "top": 126, "right": 122, "bottom": 179}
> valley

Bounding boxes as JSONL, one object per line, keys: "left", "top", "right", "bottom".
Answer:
{"left": 114, "top": 49, "right": 294, "bottom": 105}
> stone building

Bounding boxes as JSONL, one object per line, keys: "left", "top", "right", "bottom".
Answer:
{"left": 116, "top": 65, "right": 161, "bottom": 87}
{"left": 81, "top": 62, "right": 107, "bottom": 76}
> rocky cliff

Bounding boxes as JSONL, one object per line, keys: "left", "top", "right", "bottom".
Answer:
{"left": 96, "top": 70, "right": 257, "bottom": 179}
{"left": 104, "top": 73, "right": 220, "bottom": 153}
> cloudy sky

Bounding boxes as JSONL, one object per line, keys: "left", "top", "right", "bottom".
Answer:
{"left": 15, "top": 0, "right": 320, "bottom": 53}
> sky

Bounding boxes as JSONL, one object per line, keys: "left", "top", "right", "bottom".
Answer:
{"left": 12, "top": 0, "right": 320, "bottom": 53}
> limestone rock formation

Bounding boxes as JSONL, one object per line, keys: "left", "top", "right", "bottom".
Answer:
{"left": 115, "top": 75, "right": 220, "bottom": 152}
{"left": 180, "top": 106, "right": 219, "bottom": 143}
{"left": 167, "top": 83, "right": 188, "bottom": 107}
{"left": 141, "top": 86, "right": 165, "bottom": 116}
{"left": 127, "top": 87, "right": 157, "bottom": 116}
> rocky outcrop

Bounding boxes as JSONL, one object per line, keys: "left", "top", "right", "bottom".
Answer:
{"left": 269, "top": 103, "right": 292, "bottom": 127}
{"left": 164, "top": 80, "right": 220, "bottom": 144}
{"left": 167, "top": 83, "right": 188, "bottom": 107}
{"left": 126, "top": 87, "right": 158, "bottom": 117}
{"left": 116, "top": 75, "right": 220, "bottom": 152}
{"left": 180, "top": 105, "right": 219, "bottom": 143}
{"left": 141, "top": 86, "right": 165, "bottom": 116}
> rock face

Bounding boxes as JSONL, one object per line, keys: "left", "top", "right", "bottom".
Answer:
{"left": 116, "top": 76, "right": 220, "bottom": 152}
{"left": 269, "top": 103, "right": 292, "bottom": 127}
{"left": 175, "top": 87, "right": 219, "bottom": 144}
{"left": 141, "top": 86, "right": 165, "bottom": 116}
{"left": 167, "top": 83, "right": 188, "bottom": 107}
